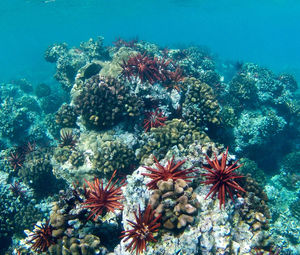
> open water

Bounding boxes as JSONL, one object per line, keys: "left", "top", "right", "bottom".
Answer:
{"left": 0, "top": 0, "right": 300, "bottom": 83}
{"left": 0, "top": 0, "right": 299, "bottom": 254}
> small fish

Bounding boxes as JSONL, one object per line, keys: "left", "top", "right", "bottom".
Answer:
{"left": 175, "top": 249, "right": 182, "bottom": 255}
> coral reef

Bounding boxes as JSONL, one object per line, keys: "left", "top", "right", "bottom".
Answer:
{"left": 45, "top": 37, "right": 109, "bottom": 91}
{"left": 55, "top": 104, "right": 78, "bottom": 128}
{"left": 233, "top": 109, "right": 287, "bottom": 157}
{"left": 121, "top": 204, "right": 161, "bottom": 254}
{"left": 92, "top": 138, "right": 137, "bottom": 177}
{"left": 3, "top": 36, "right": 299, "bottom": 255}
{"left": 35, "top": 83, "right": 51, "bottom": 98}
{"left": 182, "top": 77, "right": 220, "bottom": 129}
{"left": 0, "top": 171, "right": 45, "bottom": 253}
{"left": 18, "top": 148, "right": 63, "bottom": 197}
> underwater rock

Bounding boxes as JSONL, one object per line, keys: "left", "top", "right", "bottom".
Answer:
{"left": 35, "top": 83, "right": 51, "bottom": 98}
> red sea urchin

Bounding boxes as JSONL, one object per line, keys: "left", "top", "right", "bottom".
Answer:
{"left": 202, "top": 147, "right": 246, "bottom": 208}
{"left": 121, "top": 52, "right": 161, "bottom": 84}
{"left": 27, "top": 220, "right": 55, "bottom": 253}
{"left": 82, "top": 170, "right": 126, "bottom": 221}
{"left": 121, "top": 204, "right": 161, "bottom": 255}
{"left": 8, "top": 151, "right": 24, "bottom": 170}
{"left": 143, "top": 108, "right": 168, "bottom": 132}
{"left": 142, "top": 156, "right": 197, "bottom": 189}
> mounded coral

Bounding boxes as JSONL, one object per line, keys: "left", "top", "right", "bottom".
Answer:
{"left": 181, "top": 77, "right": 220, "bottom": 129}
{"left": 92, "top": 138, "right": 136, "bottom": 177}
{"left": 239, "top": 158, "right": 267, "bottom": 185}
{"left": 73, "top": 75, "right": 141, "bottom": 130}
{"left": 0, "top": 82, "right": 49, "bottom": 145}
{"left": 233, "top": 108, "right": 287, "bottom": 155}
{"left": 55, "top": 104, "right": 78, "bottom": 128}
{"left": 228, "top": 72, "right": 258, "bottom": 110}
{"left": 281, "top": 151, "right": 300, "bottom": 174}
{"left": 290, "top": 199, "right": 300, "bottom": 220}
{"left": 51, "top": 130, "right": 137, "bottom": 184}
{"left": 79, "top": 36, "right": 110, "bottom": 61}
{"left": 0, "top": 171, "right": 44, "bottom": 253}
{"left": 35, "top": 83, "right": 51, "bottom": 98}
{"left": 44, "top": 43, "right": 68, "bottom": 63}
{"left": 18, "top": 148, "right": 63, "bottom": 197}
{"left": 45, "top": 37, "right": 109, "bottom": 91}
{"left": 137, "top": 118, "right": 211, "bottom": 163}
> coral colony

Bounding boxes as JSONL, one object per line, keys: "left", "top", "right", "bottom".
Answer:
{"left": 0, "top": 36, "right": 298, "bottom": 255}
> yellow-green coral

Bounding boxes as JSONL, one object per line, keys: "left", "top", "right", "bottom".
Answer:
{"left": 137, "top": 118, "right": 209, "bottom": 163}
{"left": 182, "top": 77, "right": 220, "bottom": 128}
{"left": 54, "top": 146, "right": 72, "bottom": 163}
{"left": 92, "top": 135, "right": 136, "bottom": 176}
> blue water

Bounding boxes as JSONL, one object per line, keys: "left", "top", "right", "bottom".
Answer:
{"left": 1, "top": 0, "right": 300, "bottom": 83}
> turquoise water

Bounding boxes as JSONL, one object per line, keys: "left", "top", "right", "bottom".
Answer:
{"left": 0, "top": 1, "right": 300, "bottom": 254}
{"left": 1, "top": 0, "right": 300, "bottom": 82}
